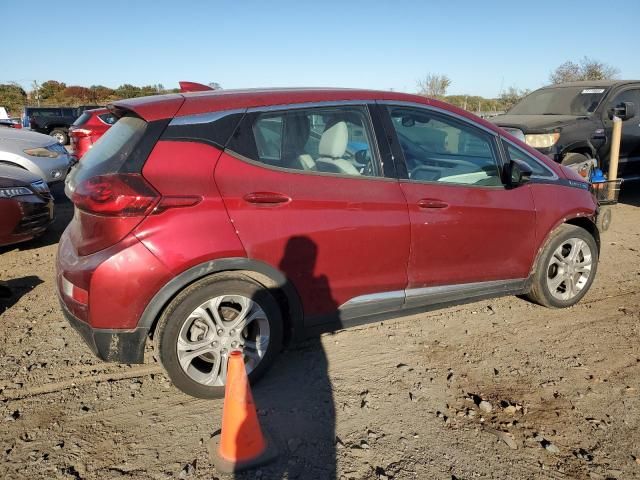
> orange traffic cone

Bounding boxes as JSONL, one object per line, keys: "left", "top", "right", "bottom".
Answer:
{"left": 208, "top": 350, "right": 278, "bottom": 473}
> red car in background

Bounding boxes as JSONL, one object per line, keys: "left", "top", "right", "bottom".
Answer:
{"left": 68, "top": 108, "right": 117, "bottom": 160}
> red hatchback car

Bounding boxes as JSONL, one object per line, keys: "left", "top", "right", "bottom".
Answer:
{"left": 58, "top": 89, "right": 601, "bottom": 398}
{"left": 68, "top": 108, "right": 116, "bottom": 160}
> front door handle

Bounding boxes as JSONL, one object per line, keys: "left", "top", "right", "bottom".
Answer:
{"left": 417, "top": 198, "right": 449, "bottom": 209}
{"left": 244, "top": 192, "right": 291, "bottom": 205}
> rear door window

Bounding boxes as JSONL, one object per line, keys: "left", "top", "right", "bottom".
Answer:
{"left": 232, "top": 105, "right": 380, "bottom": 177}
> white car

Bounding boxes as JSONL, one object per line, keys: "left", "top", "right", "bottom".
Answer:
{"left": 0, "top": 128, "right": 72, "bottom": 183}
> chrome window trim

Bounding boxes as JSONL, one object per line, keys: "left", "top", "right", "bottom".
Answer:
{"left": 169, "top": 108, "right": 246, "bottom": 126}
{"left": 223, "top": 148, "right": 400, "bottom": 183}
{"left": 376, "top": 100, "right": 499, "bottom": 136}
{"left": 501, "top": 137, "right": 559, "bottom": 180}
{"left": 246, "top": 100, "right": 370, "bottom": 113}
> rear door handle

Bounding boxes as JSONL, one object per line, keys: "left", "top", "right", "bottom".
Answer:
{"left": 417, "top": 198, "right": 448, "bottom": 209}
{"left": 243, "top": 192, "right": 291, "bottom": 205}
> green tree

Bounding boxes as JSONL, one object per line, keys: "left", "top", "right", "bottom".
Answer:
{"left": 38, "top": 80, "right": 66, "bottom": 102}
{"left": 417, "top": 73, "right": 452, "bottom": 98}
{"left": 0, "top": 83, "right": 27, "bottom": 116}
{"left": 88, "top": 85, "right": 115, "bottom": 103}
{"left": 550, "top": 57, "right": 619, "bottom": 84}
{"left": 115, "top": 84, "right": 142, "bottom": 99}
{"left": 498, "top": 86, "right": 531, "bottom": 110}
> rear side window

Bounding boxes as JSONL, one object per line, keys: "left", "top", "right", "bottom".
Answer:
{"left": 502, "top": 140, "right": 555, "bottom": 178}
{"left": 67, "top": 116, "right": 147, "bottom": 192}
{"left": 230, "top": 105, "right": 380, "bottom": 177}
{"left": 98, "top": 113, "right": 117, "bottom": 125}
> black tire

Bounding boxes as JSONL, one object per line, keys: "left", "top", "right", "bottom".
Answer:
{"left": 526, "top": 224, "right": 598, "bottom": 308}
{"left": 596, "top": 206, "right": 612, "bottom": 232}
{"left": 561, "top": 152, "right": 593, "bottom": 176}
{"left": 50, "top": 128, "right": 68, "bottom": 145}
{"left": 153, "top": 273, "right": 283, "bottom": 399}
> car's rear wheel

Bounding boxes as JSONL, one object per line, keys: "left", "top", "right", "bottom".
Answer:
{"left": 527, "top": 224, "right": 598, "bottom": 308}
{"left": 50, "top": 129, "right": 68, "bottom": 145}
{"left": 153, "top": 273, "right": 283, "bottom": 399}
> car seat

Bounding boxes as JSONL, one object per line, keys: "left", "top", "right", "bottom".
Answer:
{"left": 315, "top": 121, "right": 360, "bottom": 175}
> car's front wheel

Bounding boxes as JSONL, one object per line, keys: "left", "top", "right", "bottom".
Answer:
{"left": 527, "top": 224, "right": 598, "bottom": 308}
{"left": 154, "top": 273, "right": 283, "bottom": 399}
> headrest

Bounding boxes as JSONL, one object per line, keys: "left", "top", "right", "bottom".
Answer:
{"left": 319, "top": 121, "right": 348, "bottom": 158}
{"left": 282, "top": 114, "right": 310, "bottom": 158}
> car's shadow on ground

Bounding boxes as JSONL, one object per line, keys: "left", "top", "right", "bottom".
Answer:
{"left": 237, "top": 338, "right": 336, "bottom": 480}
{"left": 0, "top": 275, "right": 44, "bottom": 314}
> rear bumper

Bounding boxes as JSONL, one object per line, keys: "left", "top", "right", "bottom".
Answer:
{"left": 59, "top": 297, "right": 148, "bottom": 363}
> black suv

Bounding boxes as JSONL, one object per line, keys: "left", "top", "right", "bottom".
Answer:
{"left": 24, "top": 105, "right": 100, "bottom": 145}
{"left": 491, "top": 81, "right": 639, "bottom": 179}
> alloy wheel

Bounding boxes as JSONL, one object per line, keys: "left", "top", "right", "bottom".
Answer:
{"left": 176, "top": 295, "right": 270, "bottom": 386}
{"left": 546, "top": 238, "right": 593, "bottom": 301}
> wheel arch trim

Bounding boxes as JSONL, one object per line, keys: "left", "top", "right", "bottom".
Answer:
{"left": 139, "top": 257, "right": 305, "bottom": 342}
{"left": 530, "top": 213, "right": 600, "bottom": 277}
{"left": 559, "top": 141, "right": 597, "bottom": 159}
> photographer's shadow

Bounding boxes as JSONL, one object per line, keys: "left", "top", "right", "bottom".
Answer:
{"left": 239, "top": 236, "right": 337, "bottom": 479}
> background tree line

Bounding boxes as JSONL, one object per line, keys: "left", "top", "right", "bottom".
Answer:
{"left": 0, "top": 57, "right": 619, "bottom": 118}
{"left": 0, "top": 81, "right": 219, "bottom": 117}
{"left": 418, "top": 57, "right": 620, "bottom": 114}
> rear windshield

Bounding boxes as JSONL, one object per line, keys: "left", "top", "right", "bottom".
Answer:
{"left": 66, "top": 116, "right": 147, "bottom": 193}
{"left": 72, "top": 112, "right": 91, "bottom": 126}
{"left": 509, "top": 86, "right": 609, "bottom": 116}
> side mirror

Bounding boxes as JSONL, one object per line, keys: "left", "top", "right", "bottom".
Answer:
{"left": 401, "top": 116, "right": 415, "bottom": 128}
{"left": 609, "top": 101, "right": 636, "bottom": 121}
{"left": 506, "top": 159, "right": 532, "bottom": 187}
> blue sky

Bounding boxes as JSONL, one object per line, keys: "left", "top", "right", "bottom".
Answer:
{"left": 2, "top": 0, "right": 639, "bottom": 97}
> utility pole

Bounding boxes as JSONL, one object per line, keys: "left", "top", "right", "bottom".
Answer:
{"left": 32, "top": 80, "right": 41, "bottom": 106}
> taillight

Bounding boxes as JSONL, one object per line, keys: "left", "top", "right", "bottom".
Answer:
{"left": 61, "top": 274, "right": 89, "bottom": 305}
{"left": 72, "top": 173, "right": 159, "bottom": 216}
{"left": 71, "top": 128, "right": 91, "bottom": 137}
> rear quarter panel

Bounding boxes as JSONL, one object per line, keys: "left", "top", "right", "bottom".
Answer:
{"left": 135, "top": 140, "right": 246, "bottom": 274}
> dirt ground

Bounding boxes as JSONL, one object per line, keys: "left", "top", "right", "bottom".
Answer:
{"left": 1, "top": 184, "right": 639, "bottom": 480}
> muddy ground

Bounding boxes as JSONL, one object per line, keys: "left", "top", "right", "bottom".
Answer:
{"left": 1, "top": 185, "right": 639, "bottom": 480}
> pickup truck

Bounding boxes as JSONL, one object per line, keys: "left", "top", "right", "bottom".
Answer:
{"left": 491, "top": 80, "right": 639, "bottom": 180}
{"left": 24, "top": 105, "right": 100, "bottom": 145}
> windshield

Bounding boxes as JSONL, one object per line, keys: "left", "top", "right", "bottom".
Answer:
{"left": 509, "top": 86, "right": 609, "bottom": 116}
